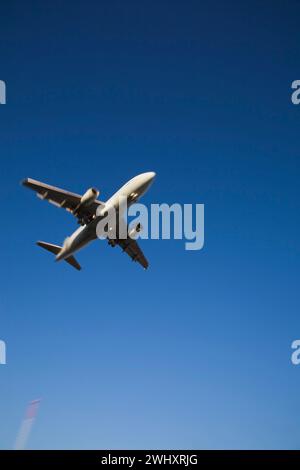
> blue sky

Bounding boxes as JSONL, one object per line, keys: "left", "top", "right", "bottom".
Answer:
{"left": 0, "top": 0, "right": 300, "bottom": 449}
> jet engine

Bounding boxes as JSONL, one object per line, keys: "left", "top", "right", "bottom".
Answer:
{"left": 80, "top": 187, "right": 99, "bottom": 206}
{"left": 128, "top": 223, "right": 142, "bottom": 239}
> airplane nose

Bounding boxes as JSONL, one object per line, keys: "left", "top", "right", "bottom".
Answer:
{"left": 144, "top": 172, "right": 156, "bottom": 188}
{"left": 146, "top": 171, "right": 156, "bottom": 181}
{"left": 133, "top": 172, "right": 156, "bottom": 193}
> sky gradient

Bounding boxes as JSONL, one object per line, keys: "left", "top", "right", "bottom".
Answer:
{"left": 0, "top": 0, "right": 300, "bottom": 449}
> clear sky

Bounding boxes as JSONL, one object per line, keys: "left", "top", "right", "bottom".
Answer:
{"left": 0, "top": 0, "right": 300, "bottom": 449}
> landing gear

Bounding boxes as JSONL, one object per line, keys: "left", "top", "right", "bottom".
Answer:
{"left": 77, "top": 214, "right": 95, "bottom": 226}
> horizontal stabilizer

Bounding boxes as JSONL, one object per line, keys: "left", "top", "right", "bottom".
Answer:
{"left": 36, "top": 241, "right": 81, "bottom": 271}
{"left": 37, "top": 241, "right": 61, "bottom": 255}
{"left": 65, "top": 255, "right": 81, "bottom": 271}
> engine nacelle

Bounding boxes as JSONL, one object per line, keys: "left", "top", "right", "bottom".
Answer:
{"left": 80, "top": 187, "right": 99, "bottom": 207}
{"left": 128, "top": 223, "right": 143, "bottom": 239}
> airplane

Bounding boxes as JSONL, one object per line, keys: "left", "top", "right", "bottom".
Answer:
{"left": 22, "top": 172, "right": 156, "bottom": 271}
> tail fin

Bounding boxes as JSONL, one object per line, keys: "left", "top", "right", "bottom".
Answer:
{"left": 36, "top": 241, "right": 82, "bottom": 271}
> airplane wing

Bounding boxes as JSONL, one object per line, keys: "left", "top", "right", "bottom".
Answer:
{"left": 22, "top": 178, "right": 105, "bottom": 224}
{"left": 116, "top": 238, "right": 149, "bottom": 269}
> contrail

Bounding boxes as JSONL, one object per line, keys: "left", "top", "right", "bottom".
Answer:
{"left": 14, "top": 399, "right": 41, "bottom": 450}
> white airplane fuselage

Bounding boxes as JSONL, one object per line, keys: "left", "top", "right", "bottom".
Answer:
{"left": 56, "top": 172, "right": 155, "bottom": 262}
